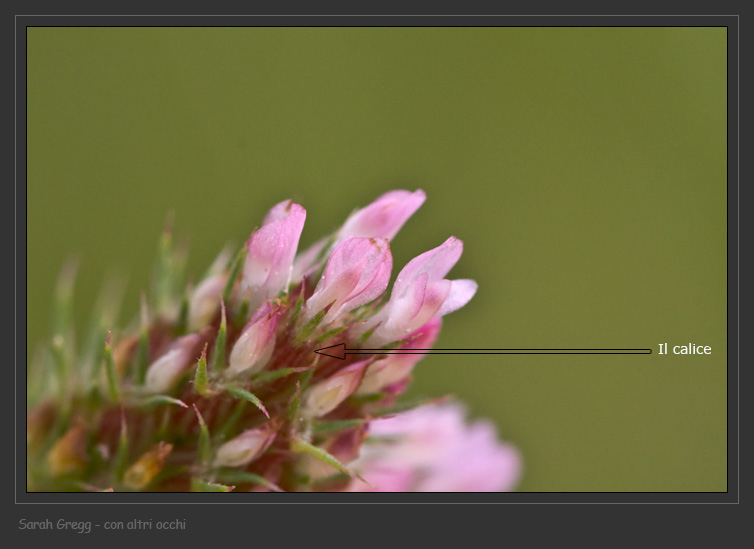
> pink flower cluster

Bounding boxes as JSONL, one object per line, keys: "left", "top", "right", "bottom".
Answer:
{"left": 349, "top": 403, "right": 522, "bottom": 492}
{"left": 150, "top": 189, "right": 478, "bottom": 392}
{"left": 135, "top": 188, "right": 520, "bottom": 492}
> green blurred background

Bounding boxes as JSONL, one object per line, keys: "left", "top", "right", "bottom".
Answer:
{"left": 27, "top": 27, "right": 727, "bottom": 492}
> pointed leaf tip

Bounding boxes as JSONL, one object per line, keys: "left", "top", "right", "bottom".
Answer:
{"left": 141, "top": 395, "right": 189, "bottom": 409}
{"left": 225, "top": 386, "right": 270, "bottom": 419}
{"left": 194, "top": 343, "right": 210, "bottom": 396}
{"left": 192, "top": 404, "right": 212, "bottom": 465}
{"left": 191, "top": 478, "right": 235, "bottom": 492}
{"left": 290, "top": 436, "right": 369, "bottom": 485}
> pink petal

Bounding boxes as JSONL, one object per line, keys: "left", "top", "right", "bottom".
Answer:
{"left": 304, "top": 267, "right": 362, "bottom": 324}
{"left": 337, "top": 245, "right": 392, "bottom": 312}
{"left": 437, "top": 279, "right": 478, "bottom": 316}
{"left": 354, "top": 403, "right": 521, "bottom": 492}
{"left": 377, "top": 279, "right": 450, "bottom": 345}
{"left": 338, "top": 189, "right": 426, "bottom": 242}
{"left": 242, "top": 202, "right": 306, "bottom": 309}
{"left": 392, "top": 237, "right": 463, "bottom": 298}
{"left": 356, "top": 317, "right": 442, "bottom": 395}
{"left": 227, "top": 303, "right": 281, "bottom": 376}
{"left": 348, "top": 465, "right": 415, "bottom": 492}
{"left": 304, "top": 237, "right": 392, "bottom": 324}
{"left": 262, "top": 199, "right": 296, "bottom": 225}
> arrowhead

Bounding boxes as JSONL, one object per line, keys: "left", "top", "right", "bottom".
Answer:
{"left": 314, "top": 343, "right": 346, "bottom": 360}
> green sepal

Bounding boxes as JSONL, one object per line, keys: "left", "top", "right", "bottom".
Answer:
{"left": 192, "top": 405, "right": 212, "bottom": 466}
{"left": 287, "top": 370, "right": 314, "bottom": 423}
{"left": 294, "top": 309, "right": 326, "bottom": 345}
{"left": 310, "top": 472, "right": 351, "bottom": 487}
{"left": 211, "top": 299, "right": 227, "bottom": 372}
{"left": 214, "top": 470, "right": 283, "bottom": 492}
{"left": 136, "top": 293, "right": 150, "bottom": 385}
{"left": 194, "top": 344, "right": 210, "bottom": 396}
{"left": 214, "top": 400, "right": 247, "bottom": 442}
{"left": 354, "top": 326, "right": 377, "bottom": 347}
{"left": 313, "top": 418, "right": 366, "bottom": 435}
{"left": 103, "top": 332, "right": 120, "bottom": 402}
{"left": 289, "top": 293, "right": 304, "bottom": 325}
{"left": 315, "top": 326, "right": 349, "bottom": 344}
{"left": 113, "top": 410, "right": 129, "bottom": 483}
{"left": 191, "top": 478, "right": 234, "bottom": 492}
{"left": 225, "top": 386, "right": 269, "bottom": 418}
{"left": 251, "top": 366, "right": 311, "bottom": 385}
{"left": 139, "top": 395, "right": 189, "bottom": 409}
{"left": 287, "top": 382, "right": 301, "bottom": 423}
{"left": 136, "top": 327, "right": 149, "bottom": 385}
{"left": 81, "top": 276, "right": 126, "bottom": 381}
{"left": 234, "top": 299, "right": 250, "bottom": 327}
{"left": 290, "top": 436, "right": 369, "bottom": 486}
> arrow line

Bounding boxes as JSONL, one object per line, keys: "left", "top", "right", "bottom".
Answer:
{"left": 313, "top": 343, "right": 652, "bottom": 360}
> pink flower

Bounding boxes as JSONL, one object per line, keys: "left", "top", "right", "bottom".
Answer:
{"left": 364, "top": 237, "right": 477, "bottom": 347}
{"left": 213, "top": 425, "right": 278, "bottom": 467}
{"left": 303, "top": 237, "right": 392, "bottom": 325}
{"left": 227, "top": 302, "right": 281, "bottom": 376}
{"left": 355, "top": 318, "right": 442, "bottom": 395}
{"left": 242, "top": 200, "right": 306, "bottom": 310}
{"left": 291, "top": 190, "right": 424, "bottom": 283}
{"left": 349, "top": 403, "right": 521, "bottom": 492}
{"left": 338, "top": 189, "right": 426, "bottom": 241}
{"left": 145, "top": 334, "right": 203, "bottom": 393}
{"left": 302, "top": 360, "right": 370, "bottom": 418}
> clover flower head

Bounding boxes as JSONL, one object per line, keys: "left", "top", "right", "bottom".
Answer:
{"left": 27, "top": 188, "right": 519, "bottom": 493}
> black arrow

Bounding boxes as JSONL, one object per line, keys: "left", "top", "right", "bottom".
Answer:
{"left": 313, "top": 343, "right": 652, "bottom": 360}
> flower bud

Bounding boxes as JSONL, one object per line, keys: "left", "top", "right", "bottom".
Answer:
{"left": 123, "top": 442, "right": 173, "bottom": 490}
{"left": 338, "top": 189, "right": 426, "bottom": 242}
{"left": 303, "top": 237, "right": 392, "bottom": 325}
{"left": 227, "top": 302, "right": 281, "bottom": 376}
{"left": 242, "top": 201, "right": 306, "bottom": 310}
{"left": 188, "top": 274, "right": 227, "bottom": 332}
{"left": 213, "top": 425, "right": 277, "bottom": 467}
{"left": 366, "top": 237, "right": 477, "bottom": 346}
{"left": 46, "top": 420, "right": 89, "bottom": 476}
{"left": 356, "top": 318, "right": 442, "bottom": 395}
{"left": 145, "top": 334, "right": 202, "bottom": 393}
{"left": 302, "top": 360, "right": 369, "bottom": 418}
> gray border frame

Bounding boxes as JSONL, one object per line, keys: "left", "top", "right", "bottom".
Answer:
{"left": 14, "top": 15, "right": 740, "bottom": 509}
